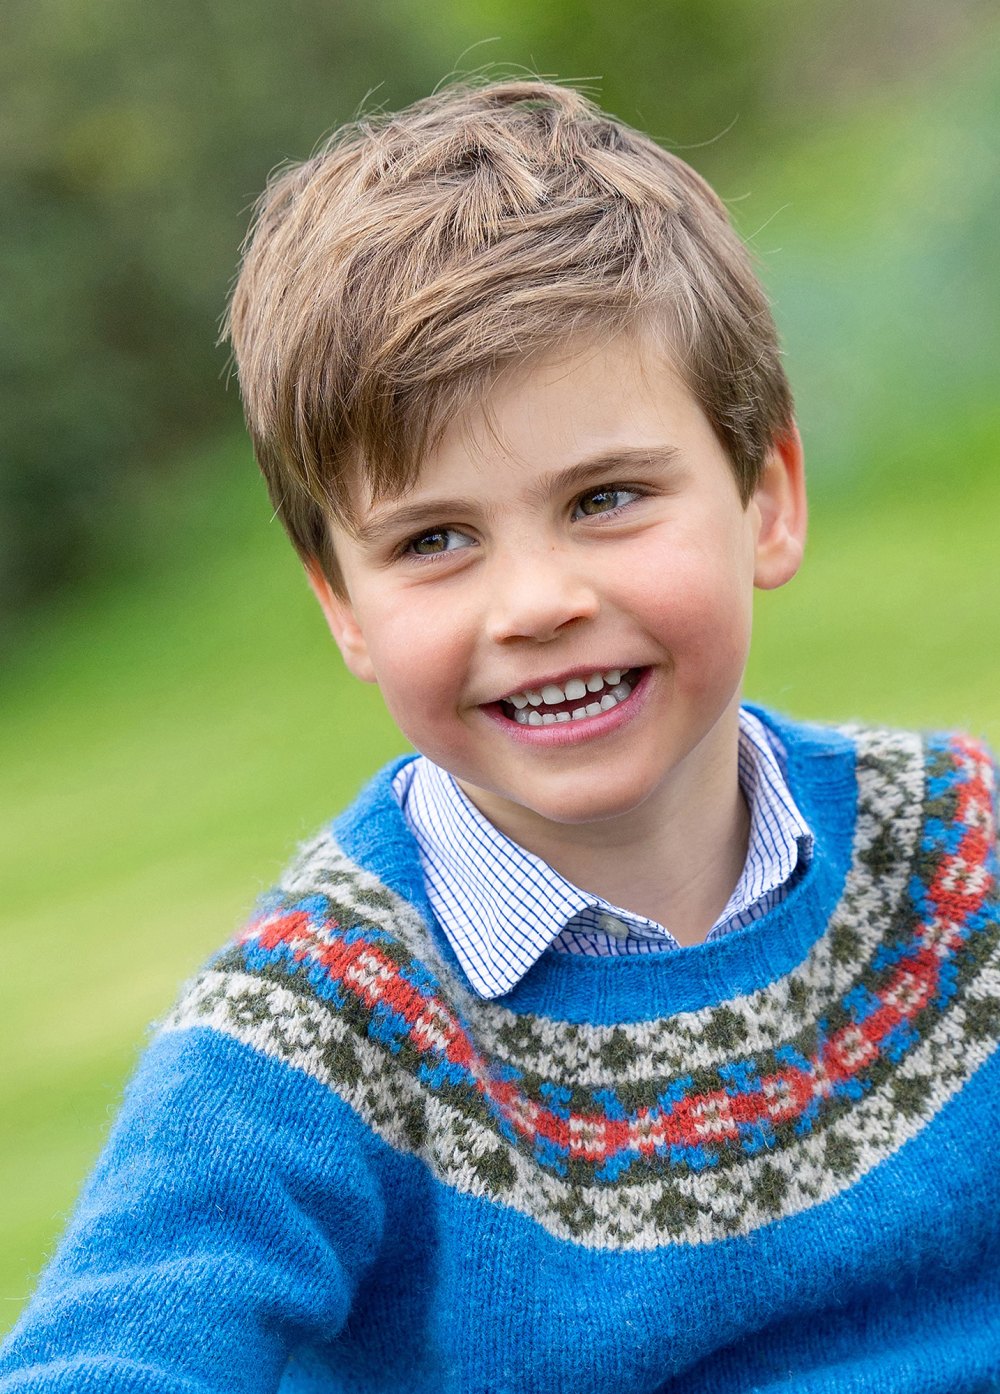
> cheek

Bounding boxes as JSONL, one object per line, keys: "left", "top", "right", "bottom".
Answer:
{"left": 359, "top": 607, "right": 471, "bottom": 736}
{"left": 639, "top": 563, "right": 753, "bottom": 683}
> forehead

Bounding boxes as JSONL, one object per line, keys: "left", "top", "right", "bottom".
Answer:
{"left": 360, "top": 330, "right": 708, "bottom": 508}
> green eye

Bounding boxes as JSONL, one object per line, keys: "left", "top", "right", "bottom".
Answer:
{"left": 411, "top": 531, "right": 448, "bottom": 554}
{"left": 574, "top": 488, "right": 637, "bottom": 518}
{"left": 407, "top": 528, "right": 474, "bottom": 556}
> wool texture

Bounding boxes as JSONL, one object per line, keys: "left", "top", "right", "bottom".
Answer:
{"left": 2, "top": 710, "right": 1000, "bottom": 1393}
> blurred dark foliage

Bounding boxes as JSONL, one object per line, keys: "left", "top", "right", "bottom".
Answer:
{"left": 0, "top": 0, "right": 987, "bottom": 622}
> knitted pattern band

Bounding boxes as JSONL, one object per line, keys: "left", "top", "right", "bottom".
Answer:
{"left": 164, "top": 724, "right": 1000, "bottom": 1250}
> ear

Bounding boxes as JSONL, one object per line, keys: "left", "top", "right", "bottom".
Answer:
{"left": 752, "top": 424, "right": 807, "bottom": 591}
{"left": 305, "top": 561, "right": 378, "bottom": 684}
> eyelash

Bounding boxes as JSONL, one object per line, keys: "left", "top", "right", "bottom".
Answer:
{"left": 396, "top": 485, "right": 646, "bottom": 561}
{"left": 572, "top": 485, "right": 645, "bottom": 520}
{"left": 399, "top": 527, "right": 475, "bottom": 560}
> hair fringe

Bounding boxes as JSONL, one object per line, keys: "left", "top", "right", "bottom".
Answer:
{"left": 225, "top": 78, "right": 793, "bottom": 589}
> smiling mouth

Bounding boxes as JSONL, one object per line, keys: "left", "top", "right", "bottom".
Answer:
{"left": 499, "top": 667, "right": 644, "bottom": 726}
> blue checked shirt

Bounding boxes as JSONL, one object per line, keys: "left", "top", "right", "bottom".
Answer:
{"left": 391, "top": 708, "right": 813, "bottom": 999}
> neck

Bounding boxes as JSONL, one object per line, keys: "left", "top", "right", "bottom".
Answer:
{"left": 460, "top": 713, "right": 751, "bottom": 946}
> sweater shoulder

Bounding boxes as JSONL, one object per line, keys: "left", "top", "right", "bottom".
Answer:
{"left": 752, "top": 707, "right": 998, "bottom": 832}
{"left": 162, "top": 808, "right": 488, "bottom": 1161}
{"left": 749, "top": 703, "right": 997, "bottom": 767}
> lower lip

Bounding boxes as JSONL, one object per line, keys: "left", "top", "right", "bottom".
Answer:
{"left": 481, "top": 668, "right": 652, "bottom": 747}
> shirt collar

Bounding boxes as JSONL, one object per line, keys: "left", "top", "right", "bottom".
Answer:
{"left": 392, "top": 707, "right": 813, "bottom": 999}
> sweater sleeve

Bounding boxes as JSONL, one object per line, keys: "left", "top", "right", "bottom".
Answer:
{"left": 0, "top": 1024, "right": 386, "bottom": 1393}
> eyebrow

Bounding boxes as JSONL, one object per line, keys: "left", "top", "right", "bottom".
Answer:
{"left": 351, "top": 444, "right": 683, "bottom": 548}
{"left": 350, "top": 499, "right": 497, "bottom": 549}
{"left": 525, "top": 445, "right": 683, "bottom": 506}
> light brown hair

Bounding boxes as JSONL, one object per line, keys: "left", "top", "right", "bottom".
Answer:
{"left": 225, "top": 79, "right": 793, "bottom": 589}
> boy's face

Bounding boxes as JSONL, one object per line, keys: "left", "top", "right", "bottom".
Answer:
{"left": 310, "top": 334, "right": 805, "bottom": 849}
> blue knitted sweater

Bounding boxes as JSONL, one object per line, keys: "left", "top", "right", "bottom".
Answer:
{"left": 3, "top": 711, "right": 1000, "bottom": 1393}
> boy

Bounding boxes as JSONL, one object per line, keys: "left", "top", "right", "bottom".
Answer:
{"left": 3, "top": 79, "right": 999, "bottom": 1393}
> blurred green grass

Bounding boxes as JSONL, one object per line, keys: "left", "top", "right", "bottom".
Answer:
{"left": 1, "top": 439, "right": 409, "bottom": 1330}
{"left": 2, "top": 40, "right": 999, "bottom": 1331}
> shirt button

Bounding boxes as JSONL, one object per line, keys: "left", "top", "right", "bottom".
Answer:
{"left": 598, "top": 912, "right": 631, "bottom": 940}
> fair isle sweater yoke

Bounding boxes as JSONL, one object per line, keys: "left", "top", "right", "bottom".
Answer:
{"left": 2, "top": 710, "right": 1000, "bottom": 1393}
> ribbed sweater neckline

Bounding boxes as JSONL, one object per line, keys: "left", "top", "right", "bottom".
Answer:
{"left": 332, "top": 707, "right": 860, "bottom": 1025}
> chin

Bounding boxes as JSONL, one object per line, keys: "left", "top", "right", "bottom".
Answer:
{"left": 519, "top": 780, "right": 656, "bottom": 829}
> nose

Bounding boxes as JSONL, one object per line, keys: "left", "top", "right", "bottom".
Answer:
{"left": 484, "top": 546, "right": 599, "bottom": 644}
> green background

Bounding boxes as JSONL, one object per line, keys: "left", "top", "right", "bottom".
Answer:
{"left": 2, "top": 1, "right": 998, "bottom": 1332}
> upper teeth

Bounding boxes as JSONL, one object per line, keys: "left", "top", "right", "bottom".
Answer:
{"left": 505, "top": 669, "right": 634, "bottom": 724}
{"left": 508, "top": 669, "right": 623, "bottom": 709}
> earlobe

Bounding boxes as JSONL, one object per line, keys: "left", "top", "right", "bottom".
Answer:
{"left": 752, "top": 424, "right": 808, "bottom": 591}
{"left": 304, "top": 562, "right": 378, "bottom": 684}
